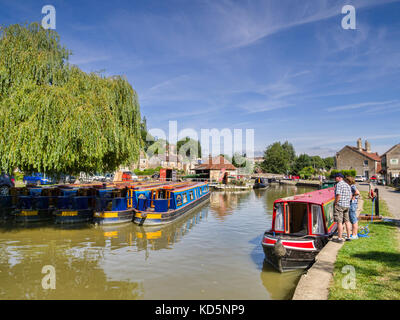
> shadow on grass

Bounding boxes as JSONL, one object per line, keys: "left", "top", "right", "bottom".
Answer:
{"left": 352, "top": 251, "right": 400, "bottom": 268}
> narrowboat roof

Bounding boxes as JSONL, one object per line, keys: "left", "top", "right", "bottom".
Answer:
{"left": 171, "top": 182, "right": 207, "bottom": 192}
{"left": 274, "top": 187, "right": 334, "bottom": 206}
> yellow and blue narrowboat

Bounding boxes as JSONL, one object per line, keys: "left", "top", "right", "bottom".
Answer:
{"left": 262, "top": 187, "right": 337, "bottom": 272}
{"left": 133, "top": 182, "right": 210, "bottom": 226}
{"left": 14, "top": 187, "right": 58, "bottom": 223}
{"left": 93, "top": 187, "right": 136, "bottom": 225}
{"left": 253, "top": 177, "right": 268, "bottom": 189}
{"left": 54, "top": 187, "right": 98, "bottom": 224}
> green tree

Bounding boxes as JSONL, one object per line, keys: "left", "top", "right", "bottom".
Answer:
{"left": 261, "top": 142, "right": 294, "bottom": 174}
{"left": 0, "top": 23, "right": 142, "bottom": 175}
{"left": 282, "top": 141, "right": 296, "bottom": 166}
{"left": 177, "top": 137, "right": 201, "bottom": 160}
{"left": 323, "top": 157, "right": 335, "bottom": 170}
{"left": 292, "top": 154, "right": 312, "bottom": 175}
{"left": 310, "top": 156, "right": 325, "bottom": 170}
{"left": 299, "top": 166, "right": 315, "bottom": 179}
{"left": 140, "top": 116, "right": 155, "bottom": 151}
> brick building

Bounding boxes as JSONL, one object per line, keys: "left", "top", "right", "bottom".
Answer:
{"left": 194, "top": 155, "right": 237, "bottom": 181}
{"left": 336, "top": 138, "right": 381, "bottom": 179}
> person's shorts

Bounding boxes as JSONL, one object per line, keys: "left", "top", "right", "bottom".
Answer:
{"left": 334, "top": 205, "right": 350, "bottom": 223}
{"left": 349, "top": 202, "right": 358, "bottom": 224}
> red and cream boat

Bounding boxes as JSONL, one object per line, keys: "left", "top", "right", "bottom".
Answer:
{"left": 262, "top": 187, "right": 337, "bottom": 272}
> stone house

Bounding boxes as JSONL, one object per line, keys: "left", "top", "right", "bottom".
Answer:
{"left": 381, "top": 143, "right": 400, "bottom": 184}
{"left": 336, "top": 138, "right": 381, "bottom": 179}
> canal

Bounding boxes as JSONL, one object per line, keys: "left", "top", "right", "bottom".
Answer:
{"left": 0, "top": 184, "right": 314, "bottom": 300}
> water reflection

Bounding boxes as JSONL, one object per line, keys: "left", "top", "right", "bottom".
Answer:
{"left": 0, "top": 230, "right": 144, "bottom": 299}
{"left": 209, "top": 191, "right": 251, "bottom": 221}
{"left": 260, "top": 262, "right": 303, "bottom": 300}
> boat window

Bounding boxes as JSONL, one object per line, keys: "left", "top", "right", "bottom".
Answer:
{"left": 189, "top": 191, "right": 194, "bottom": 201}
{"left": 324, "top": 202, "right": 334, "bottom": 226}
{"left": 274, "top": 204, "right": 284, "bottom": 232}
{"left": 312, "top": 205, "right": 325, "bottom": 235}
{"left": 199, "top": 188, "right": 202, "bottom": 195}
{"left": 284, "top": 204, "right": 290, "bottom": 233}
{"left": 176, "top": 194, "right": 183, "bottom": 206}
{"left": 182, "top": 193, "right": 188, "bottom": 204}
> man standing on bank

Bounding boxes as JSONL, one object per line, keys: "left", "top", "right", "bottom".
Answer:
{"left": 334, "top": 173, "right": 352, "bottom": 242}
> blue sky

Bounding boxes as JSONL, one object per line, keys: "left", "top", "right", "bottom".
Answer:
{"left": 1, "top": 0, "right": 400, "bottom": 157}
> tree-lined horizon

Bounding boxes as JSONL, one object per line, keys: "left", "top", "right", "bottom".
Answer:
{"left": 259, "top": 141, "right": 335, "bottom": 176}
{"left": 0, "top": 22, "right": 142, "bottom": 175}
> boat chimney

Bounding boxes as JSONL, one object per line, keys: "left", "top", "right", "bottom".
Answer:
{"left": 357, "top": 138, "right": 362, "bottom": 151}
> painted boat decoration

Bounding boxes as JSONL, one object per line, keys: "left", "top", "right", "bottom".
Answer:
{"left": 262, "top": 187, "right": 337, "bottom": 272}
{"left": 133, "top": 182, "right": 210, "bottom": 226}
{"left": 253, "top": 177, "right": 268, "bottom": 189}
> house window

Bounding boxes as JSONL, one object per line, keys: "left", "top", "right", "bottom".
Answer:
{"left": 390, "top": 159, "right": 399, "bottom": 165}
{"left": 364, "top": 160, "right": 368, "bottom": 166}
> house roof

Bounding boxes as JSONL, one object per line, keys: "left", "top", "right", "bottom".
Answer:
{"left": 381, "top": 143, "right": 400, "bottom": 156}
{"left": 345, "top": 146, "right": 381, "bottom": 162}
{"left": 194, "top": 156, "right": 237, "bottom": 171}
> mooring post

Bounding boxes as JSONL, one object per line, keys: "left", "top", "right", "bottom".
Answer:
{"left": 374, "top": 188, "right": 379, "bottom": 216}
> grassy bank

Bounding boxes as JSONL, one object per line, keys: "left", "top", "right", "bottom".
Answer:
{"left": 329, "top": 192, "right": 400, "bottom": 300}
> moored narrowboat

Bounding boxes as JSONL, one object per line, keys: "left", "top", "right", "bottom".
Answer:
{"left": 133, "top": 182, "right": 210, "bottom": 226}
{"left": 253, "top": 177, "right": 268, "bottom": 189}
{"left": 14, "top": 187, "right": 58, "bottom": 223}
{"left": 262, "top": 187, "right": 336, "bottom": 272}
{"left": 93, "top": 187, "right": 134, "bottom": 225}
{"left": 54, "top": 187, "right": 97, "bottom": 224}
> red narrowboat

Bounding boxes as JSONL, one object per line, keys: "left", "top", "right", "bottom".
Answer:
{"left": 262, "top": 187, "right": 337, "bottom": 272}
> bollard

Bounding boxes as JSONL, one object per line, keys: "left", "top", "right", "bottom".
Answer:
{"left": 374, "top": 188, "right": 379, "bottom": 216}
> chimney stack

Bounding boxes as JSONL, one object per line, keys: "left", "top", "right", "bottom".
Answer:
{"left": 357, "top": 138, "right": 362, "bottom": 151}
{"left": 365, "top": 140, "right": 371, "bottom": 153}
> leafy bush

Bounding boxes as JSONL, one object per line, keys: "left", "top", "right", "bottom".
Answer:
{"left": 329, "top": 169, "right": 356, "bottom": 178}
{"left": 299, "top": 166, "right": 315, "bottom": 179}
{"left": 134, "top": 168, "right": 160, "bottom": 176}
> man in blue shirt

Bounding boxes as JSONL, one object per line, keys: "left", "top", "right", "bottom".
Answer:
{"left": 334, "top": 173, "right": 352, "bottom": 242}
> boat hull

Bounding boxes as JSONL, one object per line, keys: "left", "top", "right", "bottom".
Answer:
{"left": 93, "top": 209, "right": 134, "bottom": 225}
{"left": 261, "top": 234, "right": 328, "bottom": 272}
{"left": 54, "top": 209, "right": 94, "bottom": 224}
{"left": 15, "top": 209, "right": 54, "bottom": 223}
{"left": 253, "top": 183, "right": 268, "bottom": 189}
{"left": 133, "top": 192, "right": 210, "bottom": 226}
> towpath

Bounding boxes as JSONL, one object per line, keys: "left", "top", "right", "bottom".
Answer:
{"left": 356, "top": 183, "right": 400, "bottom": 219}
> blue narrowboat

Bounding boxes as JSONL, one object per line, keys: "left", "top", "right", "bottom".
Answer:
{"left": 14, "top": 187, "right": 58, "bottom": 223}
{"left": 133, "top": 182, "right": 210, "bottom": 226}
{"left": 253, "top": 177, "right": 268, "bottom": 189}
{"left": 93, "top": 187, "right": 136, "bottom": 225}
{"left": 53, "top": 187, "right": 98, "bottom": 224}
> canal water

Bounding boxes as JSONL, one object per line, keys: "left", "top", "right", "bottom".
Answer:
{"left": 0, "top": 184, "right": 314, "bottom": 300}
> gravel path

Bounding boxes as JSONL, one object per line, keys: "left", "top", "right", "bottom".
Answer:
{"left": 357, "top": 183, "right": 400, "bottom": 219}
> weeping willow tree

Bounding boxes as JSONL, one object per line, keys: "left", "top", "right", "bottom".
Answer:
{"left": 0, "top": 23, "right": 142, "bottom": 175}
